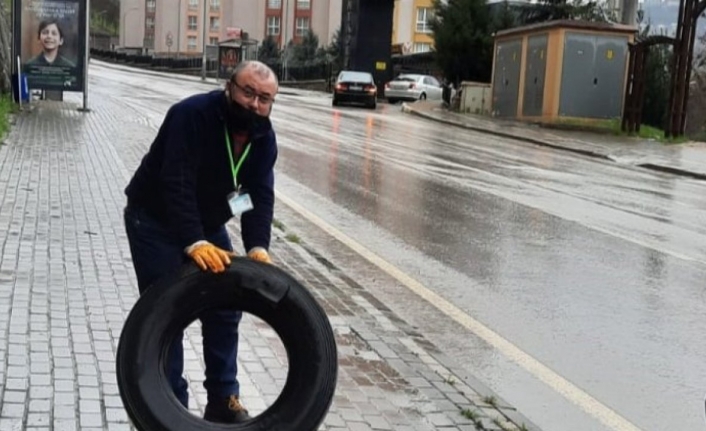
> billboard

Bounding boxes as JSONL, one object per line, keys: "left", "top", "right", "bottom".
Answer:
{"left": 15, "top": 0, "right": 87, "bottom": 91}
{"left": 218, "top": 45, "right": 242, "bottom": 80}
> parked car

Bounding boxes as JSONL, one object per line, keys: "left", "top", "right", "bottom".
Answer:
{"left": 384, "top": 74, "right": 443, "bottom": 104}
{"left": 332, "top": 70, "right": 377, "bottom": 109}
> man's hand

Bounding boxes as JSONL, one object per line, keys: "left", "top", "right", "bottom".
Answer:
{"left": 247, "top": 247, "right": 272, "bottom": 264}
{"left": 186, "top": 241, "right": 236, "bottom": 273}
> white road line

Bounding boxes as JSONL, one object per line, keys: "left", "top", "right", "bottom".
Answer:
{"left": 277, "top": 192, "right": 646, "bottom": 431}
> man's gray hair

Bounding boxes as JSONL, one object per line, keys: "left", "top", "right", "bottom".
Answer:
{"left": 231, "top": 61, "right": 279, "bottom": 87}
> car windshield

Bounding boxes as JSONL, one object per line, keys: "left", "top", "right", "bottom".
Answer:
{"left": 394, "top": 75, "right": 420, "bottom": 82}
{"left": 339, "top": 71, "right": 372, "bottom": 82}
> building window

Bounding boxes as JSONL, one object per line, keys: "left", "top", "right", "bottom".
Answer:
{"left": 187, "top": 36, "right": 197, "bottom": 50}
{"left": 416, "top": 8, "right": 432, "bottom": 33}
{"left": 210, "top": 0, "right": 220, "bottom": 11}
{"left": 266, "top": 16, "right": 281, "bottom": 36}
{"left": 146, "top": 0, "right": 156, "bottom": 12}
{"left": 188, "top": 0, "right": 198, "bottom": 10}
{"left": 268, "top": 0, "right": 281, "bottom": 9}
{"left": 144, "top": 37, "right": 154, "bottom": 49}
{"left": 413, "top": 42, "right": 431, "bottom": 53}
{"left": 188, "top": 15, "right": 197, "bottom": 30}
{"left": 295, "top": 17, "right": 309, "bottom": 36}
{"left": 210, "top": 17, "right": 220, "bottom": 31}
{"left": 296, "top": 0, "right": 310, "bottom": 10}
{"left": 145, "top": 17, "right": 155, "bottom": 29}
{"left": 209, "top": 37, "right": 219, "bottom": 45}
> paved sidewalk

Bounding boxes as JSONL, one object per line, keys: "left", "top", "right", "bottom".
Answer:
{"left": 402, "top": 101, "right": 706, "bottom": 181}
{"left": 0, "top": 93, "right": 539, "bottom": 431}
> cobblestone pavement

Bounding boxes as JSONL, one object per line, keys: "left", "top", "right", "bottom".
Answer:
{"left": 0, "top": 92, "right": 539, "bottom": 431}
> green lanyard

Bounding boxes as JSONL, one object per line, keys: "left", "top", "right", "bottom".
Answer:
{"left": 225, "top": 127, "right": 252, "bottom": 190}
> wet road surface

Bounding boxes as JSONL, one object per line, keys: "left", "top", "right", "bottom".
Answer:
{"left": 89, "top": 61, "right": 706, "bottom": 431}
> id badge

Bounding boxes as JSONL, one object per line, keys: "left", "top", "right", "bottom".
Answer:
{"left": 227, "top": 191, "right": 254, "bottom": 216}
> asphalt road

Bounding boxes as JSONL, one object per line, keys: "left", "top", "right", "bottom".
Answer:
{"left": 90, "top": 60, "right": 706, "bottom": 431}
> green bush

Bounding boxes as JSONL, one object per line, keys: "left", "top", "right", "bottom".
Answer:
{"left": 0, "top": 93, "right": 13, "bottom": 141}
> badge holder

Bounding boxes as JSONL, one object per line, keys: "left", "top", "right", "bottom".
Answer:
{"left": 228, "top": 190, "right": 254, "bottom": 217}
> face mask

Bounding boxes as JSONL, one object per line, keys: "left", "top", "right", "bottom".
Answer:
{"left": 226, "top": 88, "right": 268, "bottom": 132}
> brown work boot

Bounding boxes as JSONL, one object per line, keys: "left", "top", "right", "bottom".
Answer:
{"left": 203, "top": 394, "right": 251, "bottom": 423}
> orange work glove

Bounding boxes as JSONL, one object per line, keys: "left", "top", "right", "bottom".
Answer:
{"left": 247, "top": 247, "right": 272, "bottom": 264}
{"left": 186, "top": 241, "right": 236, "bottom": 273}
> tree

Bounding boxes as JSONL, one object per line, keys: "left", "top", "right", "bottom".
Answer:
{"left": 290, "top": 30, "right": 322, "bottom": 65}
{"left": 431, "top": 0, "right": 495, "bottom": 84}
{"left": 258, "top": 36, "right": 280, "bottom": 63}
{"left": 493, "top": 0, "right": 518, "bottom": 32}
{"left": 517, "top": 0, "right": 607, "bottom": 24}
{"left": 325, "top": 27, "right": 345, "bottom": 70}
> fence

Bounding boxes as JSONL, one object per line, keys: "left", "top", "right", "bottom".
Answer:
{"left": 91, "top": 49, "right": 335, "bottom": 87}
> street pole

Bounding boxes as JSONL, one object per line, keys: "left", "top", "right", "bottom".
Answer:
{"left": 282, "top": 0, "right": 289, "bottom": 81}
{"left": 176, "top": 0, "right": 182, "bottom": 58}
{"left": 79, "top": 0, "right": 90, "bottom": 112}
{"left": 200, "top": 0, "right": 207, "bottom": 80}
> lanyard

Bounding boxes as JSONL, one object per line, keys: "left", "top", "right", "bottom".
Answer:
{"left": 225, "top": 127, "right": 252, "bottom": 190}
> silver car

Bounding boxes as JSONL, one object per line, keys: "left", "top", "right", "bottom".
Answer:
{"left": 384, "top": 74, "right": 444, "bottom": 104}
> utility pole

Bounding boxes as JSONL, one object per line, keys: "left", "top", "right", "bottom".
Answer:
{"left": 621, "top": 0, "right": 638, "bottom": 25}
{"left": 201, "top": 0, "right": 207, "bottom": 80}
{"left": 177, "top": 0, "right": 182, "bottom": 58}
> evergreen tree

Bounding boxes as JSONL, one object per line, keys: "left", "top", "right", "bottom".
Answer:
{"left": 517, "top": 0, "right": 607, "bottom": 24}
{"left": 290, "top": 30, "right": 320, "bottom": 65}
{"left": 494, "top": 0, "right": 517, "bottom": 31}
{"left": 431, "top": 0, "right": 495, "bottom": 84}
{"left": 258, "top": 36, "right": 280, "bottom": 63}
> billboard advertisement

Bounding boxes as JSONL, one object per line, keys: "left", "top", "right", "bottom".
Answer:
{"left": 15, "top": 0, "right": 87, "bottom": 91}
{"left": 218, "top": 45, "right": 241, "bottom": 80}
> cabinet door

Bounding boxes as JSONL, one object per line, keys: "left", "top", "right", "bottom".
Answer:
{"left": 492, "top": 38, "right": 522, "bottom": 117}
{"left": 559, "top": 32, "right": 597, "bottom": 117}
{"left": 522, "top": 34, "right": 548, "bottom": 117}
{"left": 593, "top": 35, "right": 629, "bottom": 118}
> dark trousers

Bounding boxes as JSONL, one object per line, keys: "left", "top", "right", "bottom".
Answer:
{"left": 123, "top": 205, "right": 242, "bottom": 408}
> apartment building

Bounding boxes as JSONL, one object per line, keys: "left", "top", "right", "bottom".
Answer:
{"left": 392, "top": 0, "right": 434, "bottom": 54}
{"left": 228, "top": 0, "right": 341, "bottom": 49}
{"left": 120, "top": 0, "right": 342, "bottom": 54}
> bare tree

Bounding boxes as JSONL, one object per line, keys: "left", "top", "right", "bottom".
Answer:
{"left": 0, "top": 0, "right": 12, "bottom": 94}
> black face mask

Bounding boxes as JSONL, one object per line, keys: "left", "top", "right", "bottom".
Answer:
{"left": 225, "top": 90, "right": 268, "bottom": 132}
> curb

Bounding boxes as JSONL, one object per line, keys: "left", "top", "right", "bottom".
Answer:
{"left": 401, "top": 103, "right": 612, "bottom": 161}
{"left": 402, "top": 103, "right": 706, "bottom": 181}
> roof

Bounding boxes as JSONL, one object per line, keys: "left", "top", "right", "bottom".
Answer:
{"left": 495, "top": 19, "right": 638, "bottom": 38}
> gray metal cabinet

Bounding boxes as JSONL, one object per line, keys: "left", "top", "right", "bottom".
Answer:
{"left": 492, "top": 38, "right": 522, "bottom": 117}
{"left": 522, "top": 34, "right": 548, "bottom": 117}
{"left": 559, "top": 32, "right": 628, "bottom": 118}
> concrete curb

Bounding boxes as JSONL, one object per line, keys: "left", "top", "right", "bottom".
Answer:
{"left": 401, "top": 103, "right": 612, "bottom": 161}
{"left": 402, "top": 103, "right": 706, "bottom": 181}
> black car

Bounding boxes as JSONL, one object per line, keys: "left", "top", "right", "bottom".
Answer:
{"left": 332, "top": 70, "right": 377, "bottom": 109}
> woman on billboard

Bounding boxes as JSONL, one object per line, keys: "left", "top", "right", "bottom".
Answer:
{"left": 26, "top": 19, "right": 76, "bottom": 67}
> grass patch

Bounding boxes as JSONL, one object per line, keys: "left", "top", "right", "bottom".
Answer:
{"left": 272, "top": 218, "right": 286, "bottom": 231}
{"left": 460, "top": 408, "right": 485, "bottom": 429}
{"left": 481, "top": 395, "right": 498, "bottom": 407}
{"left": 0, "top": 93, "right": 14, "bottom": 143}
{"left": 285, "top": 233, "right": 301, "bottom": 244}
{"left": 550, "top": 117, "right": 688, "bottom": 144}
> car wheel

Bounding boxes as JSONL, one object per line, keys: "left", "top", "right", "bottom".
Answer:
{"left": 387, "top": 98, "right": 397, "bottom": 104}
{"left": 332, "top": 98, "right": 339, "bottom": 106}
{"left": 419, "top": 93, "right": 427, "bottom": 101}
{"left": 116, "top": 259, "right": 338, "bottom": 431}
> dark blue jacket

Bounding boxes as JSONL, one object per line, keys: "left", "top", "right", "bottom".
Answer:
{"left": 125, "top": 90, "right": 278, "bottom": 252}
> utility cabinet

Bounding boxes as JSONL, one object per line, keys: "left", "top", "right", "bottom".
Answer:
{"left": 491, "top": 20, "right": 636, "bottom": 121}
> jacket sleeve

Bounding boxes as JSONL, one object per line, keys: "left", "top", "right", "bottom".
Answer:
{"left": 240, "top": 131, "right": 278, "bottom": 252}
{"left": 158, "top": 104, "right": 205, "bottom": 249}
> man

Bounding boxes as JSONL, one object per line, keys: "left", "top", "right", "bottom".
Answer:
{"left": 123, "top": 60, "right": 279, "bottom": 423}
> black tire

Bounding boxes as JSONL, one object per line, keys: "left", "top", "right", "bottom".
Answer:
{"left": 332, "top": 98, "right": 339, "bottom": 107}
{"left": 116, "top": 259, "right": 338, "bottom": 431}
{"left": 419, "top": 93, "right": 427, "bottom": 101}
{"left": 387, "top": 98, "right": 397, "bottom": 104}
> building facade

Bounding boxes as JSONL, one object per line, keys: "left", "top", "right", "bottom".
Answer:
{"left": 392, "top": 0, "right": 434, "bottom": 54}
{"left": 120, "top": 0, "right": 342, "bottom": 54}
